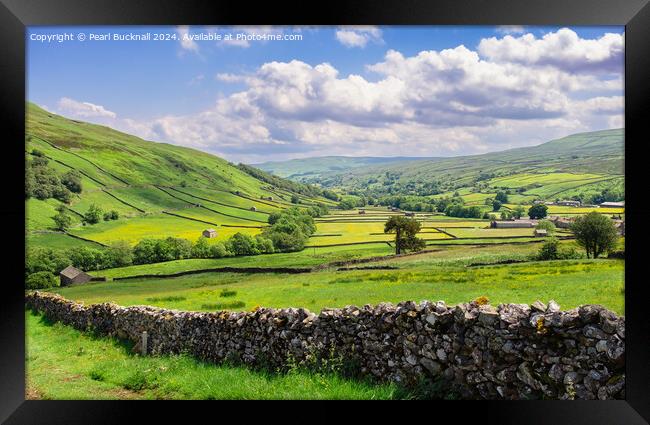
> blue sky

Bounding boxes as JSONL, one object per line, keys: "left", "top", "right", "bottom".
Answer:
{"left": 27, "top": 25, "right": 624, "bottom": 163}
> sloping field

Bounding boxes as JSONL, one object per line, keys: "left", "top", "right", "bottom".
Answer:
{"left": 67, "top": 213, "right": 260, "bottom": 245}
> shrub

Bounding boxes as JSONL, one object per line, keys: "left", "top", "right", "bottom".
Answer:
{"left": 103, "top": 210, "right": 119, "bottom": 221}
{"left": 536, "top": 219, "right": 556, "bottom": 235}
{"left": 201, "top": 300, "right": 246, "bottom": 310}
{"left": 219, "top": 289, "right": 237, "bottom": 297}
{"left": 536, "top": 238, "right": 559, "bottom": 260}
{"left": 26, "top": 271, "right": 59, "bottom": 289}
{"left": 83, "top": 204, "right": 103, "bottom": 224}
{"left": 52, "top": 205, "right": 73, "bottom": 231}
{"left": 474, "top": 296, "right": 490, "bottom": 306}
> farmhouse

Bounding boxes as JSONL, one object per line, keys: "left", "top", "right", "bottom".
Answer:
{"left": 534, "top": 229, "right": 548, "bottom": 237}
{"left": 202, "top": 228, "right": 217, "bottom": 238}
{"left": 491, "top": 219, "right": 536, "bottom": 228}
{"left": 600, "top": 201, "right": 625, "bottom": 208}
{"left": 59, "top": 265, "right": 92, "bottom": 286}
{"left": 556, "top": 200, "right": 581, "bottom": 207}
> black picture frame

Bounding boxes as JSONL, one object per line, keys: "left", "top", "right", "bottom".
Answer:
{"left": 1, "top": 0, "right": 648, "bottom": 423}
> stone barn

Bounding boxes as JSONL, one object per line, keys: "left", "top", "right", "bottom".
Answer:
{"left": 202, "top": 228, "right": 217, "bottom": 238}
{"left": 358, "top": 209, "right": 366, "bottom": 215}
{"left": 534, "top": 229, "right": 548, "bottom": 237}
{"left": 404, "top": 212, "right": 415, "bottom": 217}
{"left": 59, "top": 265, "right": 92, "bottom": 287}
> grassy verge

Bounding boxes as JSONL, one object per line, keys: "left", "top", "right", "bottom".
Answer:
{"left": 26, "top": 310, "right": 399, "bottom": 400}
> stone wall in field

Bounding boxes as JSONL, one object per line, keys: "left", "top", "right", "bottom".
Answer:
{"left": 25, "top": 291, "right": 625, "bottom": 400}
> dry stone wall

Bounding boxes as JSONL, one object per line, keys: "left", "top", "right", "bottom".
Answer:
{"left": 25, "top": 291, "right": 625, "bottom": 399}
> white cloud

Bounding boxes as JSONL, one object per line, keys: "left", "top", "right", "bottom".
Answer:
{"left": 478, "top": 28, "right": 624, "bottom": 73}
{"left": 176, "top": 26, "right": 199, "bottom": 53}
{"left": 335, "top": 26, "right": 383, "bottom": 48}
{"left": 56, "top": 97, "right": 116, "bottom": 119}
{"left": 54, "top": 28, "right": 623, "bottom": 163}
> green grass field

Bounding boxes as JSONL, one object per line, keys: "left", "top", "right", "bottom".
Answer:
{"left": 49, "top": 257, "right": 624, "bottom": 315}
{"left": 26, "top": 310, "right": 398, "bottom": 400}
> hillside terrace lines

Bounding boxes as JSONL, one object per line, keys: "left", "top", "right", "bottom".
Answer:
{"left": 26, "top": 149, "right": 111, "bottom": 187}
{"left": 154, "top": 186, "right": 268, "bottom": 224}
{"left": 100, "top": 189, "right": 146, "bottom": 213}
{"left": 30, "top": 135, "right": 131, "bottom": 186}
{"left": 167, "top": 187, "right": 273, "bottom": 216}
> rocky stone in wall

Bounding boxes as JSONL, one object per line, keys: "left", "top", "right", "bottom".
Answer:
{"left": 25, "top": 291, "right": 625, "bottom": 400}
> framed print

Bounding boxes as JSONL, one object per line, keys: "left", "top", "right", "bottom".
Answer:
{"left": 1, "top": 0, "right": 649, "bottom": 423}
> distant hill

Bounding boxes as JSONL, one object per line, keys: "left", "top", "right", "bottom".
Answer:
{"left": 266, "top": 129, "right": 623, "bottom": 203}
{"left": 253, "top": 156, "right": 440, "bottom": 180}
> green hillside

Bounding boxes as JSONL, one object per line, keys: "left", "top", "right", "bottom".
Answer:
{"left": 25, "top": 102, "right": 332, "bottom": 249}
{"left": 292, "top": 129, "right": 624, "bottom": 204}
{"left": 254, "top": 156, "right": 440, "bottom": 180}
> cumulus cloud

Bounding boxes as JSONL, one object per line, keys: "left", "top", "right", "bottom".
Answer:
{"left": 56, "top": 97, "right": 117, "bottom": 119}
{"left": 335, "top": 26, "right": 383, "bottom": 48}
{"left": 53, "top": 28, "right": 623, "bottom": 163}
{"left": 478, "top": 28, "right": 624, "bottom": 73}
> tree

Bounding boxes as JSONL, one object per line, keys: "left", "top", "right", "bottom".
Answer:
{"left": 528, "top": 204, "right": 548, "bottom": 219}
{"left": 338, "top": 199, "right": 356, "bottom": 210}
{"left": 52, "top": 205, "right": 73, "bottom": 231}
{"left": 291, "top": 194, "right": 300, "bottom": 204}
{"left": 495, "top": 191, "right": 509, "bottom": 203}
{"left": 492, "top": 199, "right": 502, "bottom": 211}
{"left": 226, "top": 232, "right": 260, "bottom": 256}
{"left": 571, "top": 212, "right": 619, "bottom": 258}
{"left": 536, "top": 219, "right": 556, "bottom": 235}
{"left": 384, "top": 216, "right": 425, "bottom": 255}
{"left": 191, "top": 236, "right": 212, "bottom": 258}
{"left": 61, "top": 171, "right": 83, "bottom": 193}
{"left": 105, "top": 241, "right": 133, "bottom": 267}
{"left": 84, "top": 203, "right": 103, "bottom": 224}
{"left": 26, "top": 271, "right": 59, "bottom": 289}
{"left": 67, "top": 246, "right": 107, "bottom": 271}
{"left": 512, "top": 205, "right": 526, "bottom": 219}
